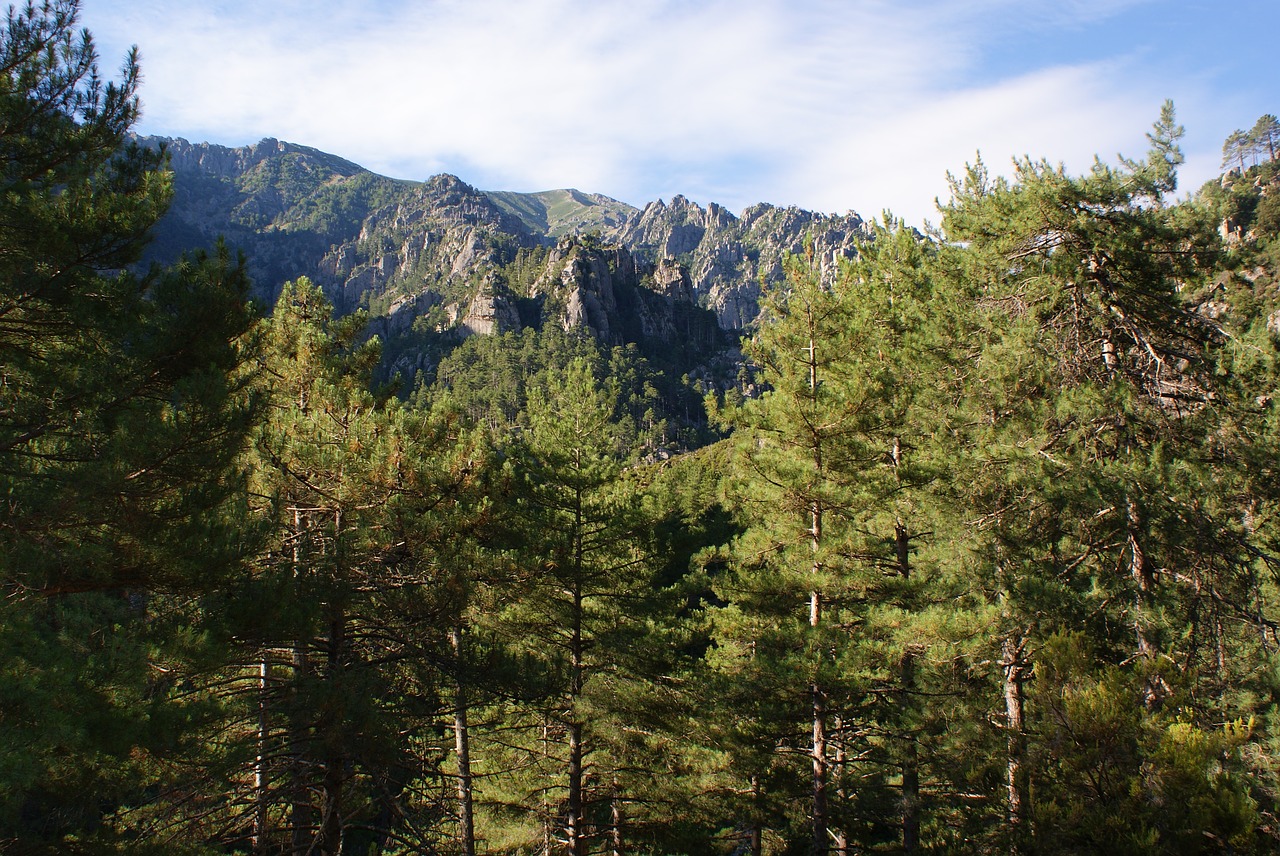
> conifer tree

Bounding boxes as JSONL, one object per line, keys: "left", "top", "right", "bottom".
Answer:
{"left": 705, "top": 232, "right": 973, "bottom": 852}
{"left": 477, "top": 356, "right": 665, "bottom": 855}
{"left": 1223, "top": 130, "right": 1252, "bottom": 172}
{"left": 187, "top": 278, "right": 486, "bottom": 855}
{"left": 0, "top": 3, "right": 259, "bottom": 850}
{"left": 707, "top": 253, "right": 859, "bottom": 852}
{"left": 940, "top": 103, "right": 1265, "bottom": 851}
{"left": 1251, "top": 113, "right": 1280, "bottom": 163}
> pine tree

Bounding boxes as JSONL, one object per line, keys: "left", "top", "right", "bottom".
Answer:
{"left": 179, "top": 278, "right": 486, "bottom": 855}
{"left": 476, "top": 356, "right": 665, "bottom": 855}
{"left": 941, "top": 102, "right": 1265, "bottom": 851}
{"left": 704, "top": 232, "right": 974, "bottom": 852}
{"left": 1223, "top": 129, "right": 1252, "bottom": 172}
{"left": 0, "top": 3, "right": 259, "bottom": 850}
{"left": 1250, "top": 114, "right": 1280, "bottom": 163}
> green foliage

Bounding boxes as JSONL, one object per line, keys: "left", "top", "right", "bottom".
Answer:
{"left": 192, "top": 278, "right": 490, "bottom": 854}
{"left": 1223, "top": 114, "right": 1280, "bottom": 172}
{"left": 6, "top": 12, "right": 1280, "bottom": 850}
{"left": 699, "top": 221, "right": 991, "bottom": 851}
{"left": 0, "top": 2, "right": 260, "bottom": 851}
{"left": 1028, "top": 634, "right": 1261, "bottom": 854}
{"left": 273, "top": 169, "right": 408, "bottom": 239}
{"left": 939, "top": 104, "right": 1279, "bottom": 854}
{"left": 429, "top": 324, "right": 683, "bottom": 452}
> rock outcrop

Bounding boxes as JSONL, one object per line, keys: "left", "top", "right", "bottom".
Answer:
{"left": 604, "top": 195, "right": 870, "bottom": 329}
{"left": 142, "top": 135, "right": 871, "bottom": 348}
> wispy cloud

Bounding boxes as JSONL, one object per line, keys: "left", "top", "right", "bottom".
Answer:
{"left": 80, "top": 0, "right": 1280, "bottom": 225}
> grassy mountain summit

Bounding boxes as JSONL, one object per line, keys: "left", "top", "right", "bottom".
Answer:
{"left": 484, "top": 188, "right": 638, "bottom": 237}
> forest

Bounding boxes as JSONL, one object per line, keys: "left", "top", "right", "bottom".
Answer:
{"left": 3, "top": 2, "right": 1280, "bottom": 854}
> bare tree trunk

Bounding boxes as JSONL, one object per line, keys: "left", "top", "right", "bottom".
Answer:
{"left": 807, "top": 322, "right": 832, "bottom": 855}
{"left": 610, "top": 775, "right": 623, "bottom": 856}
{"left": 1002, "top": 635, "right": 1027, "bottom": 849}
{"left": 812, "top": 669, "right": 829, "bottom": 856}
{"left": 318, "top": 609, "right": 346, "bottom": 856}
{"left": 749, "top": 775, "right": 763, "bottom": 856}
{"left": 451, "top": 627, "right": 476, "bottom": 856}
{"left": 567, "top": 719, "right": 584, "bottom": 855}
{"left": 253, "top": 659, "right": 270, "bottom": 854}
{"left": 1128, "top": 495, "right": 1154, "bottom": 660}
{"left": 810, "top": 511, "right": 830, "bottom": 855}
{"left": 1127, "top": 496, "right": 1169, "bottom": 707}
{"left": 832, "top": 737, "right": 848, "bottom": 856}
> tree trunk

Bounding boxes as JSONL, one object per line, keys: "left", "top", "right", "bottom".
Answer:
{"left": 901, "top": 651, "right": 920, "bottom": 855}
{"left": 610, "top": 776, "right": 623, "bottom": 856}
{"left": 567, "top": 483, "right": 587, "bottom": 856}
{"left": 290, "top": 508, "right": 313, "bottom": 854}
{"left": 807, "top": 321, "right": 832, "bottom": 855}
{"left": 1127, "top": 495, "right": 1169, "bottom": 707}
{"left": 812, "top": 671, "right": 829, "bottom": 856}
{"left": 1002, "top": 635, "right": 1027, "bottom": 848}
{"left": 542, "top": 717, "right": 555, "bottom": 856}
{"left": 253, "top": 659, "right": 270, "bottom": 854}
{"left": 810, "top": 513, "right": 830, "bottom": 855}
{"left": 1128, "top": 495, "right": 1155, "bottom": 660}
{"left": 568, "top": 718, "right": 585, "bottom": 855}
{"left": 451, "top": 627, "right": 476, "bottom": 856}
{"left": 832, "top": 738, "right": 848, "bottom": 856}
{"left": 891, "top": 440, "right": 920, "bottom": 854}
{"left": 895, "top": 515, "right": 920, "bottom": 854}
{"left": 318, "top": 609, "right": 346, "bottom": 856}
{"left": 749, "top": 775, "right": 763, "bottom": 856}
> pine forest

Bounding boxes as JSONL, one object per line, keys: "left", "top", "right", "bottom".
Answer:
{"left": 6, "top": 3, "right": 1280, "bottom": 854}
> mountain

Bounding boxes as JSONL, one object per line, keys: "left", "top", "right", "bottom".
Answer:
{"left": 484, "top": 187, "right": 638, "bottom": 238}
{"left": 139, "top": 135, "right": 875, "bottom": 399}
{"left": 612, "top": 194, "right": 869, "bottom": 329}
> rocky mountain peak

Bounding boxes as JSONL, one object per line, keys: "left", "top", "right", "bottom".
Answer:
{"left": 143, "top": 134, "right": 873, "bottom": 337}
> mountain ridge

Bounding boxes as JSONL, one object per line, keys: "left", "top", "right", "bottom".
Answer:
{"left": 139, "top": 135, "right": 873, "bottom": 365}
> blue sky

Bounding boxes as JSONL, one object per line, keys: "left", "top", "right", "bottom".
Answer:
{"left": 79, "top": 0, "right": 1280, "bottom": 227}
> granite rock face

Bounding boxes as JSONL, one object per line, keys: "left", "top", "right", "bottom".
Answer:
{"left": 604, "top": 195, "right": 870, "bottom": 329}
{"left": 143, "top": 135, "right": 870, "bottom": 343}
{"left": 145, "top": 137, "right": 536, "bottom": 317}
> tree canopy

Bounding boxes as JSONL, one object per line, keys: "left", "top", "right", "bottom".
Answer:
{"left": 4, "top": 4, "right": 1280, "bottom": 854}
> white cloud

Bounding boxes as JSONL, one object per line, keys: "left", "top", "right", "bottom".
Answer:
{"left": 79, "top": 0, "right": 1280, "bottom": 226}
{"left": 781, "top": 62, "right": 1164, "bottom": 225}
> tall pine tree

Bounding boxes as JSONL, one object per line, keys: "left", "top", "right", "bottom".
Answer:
{"left": 0, "top": 3, "right": 258, "bottom": 850}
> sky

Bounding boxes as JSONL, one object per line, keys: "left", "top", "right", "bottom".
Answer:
{"left": 78, "top": 0, "right": 1280, "bottom": 227}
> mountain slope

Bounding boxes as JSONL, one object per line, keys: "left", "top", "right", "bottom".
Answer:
{"left": 485, "top": 188, "right": 637, "bottom": 238}
{"left": 143, "top": 135, "right": 872, "bottom": 337}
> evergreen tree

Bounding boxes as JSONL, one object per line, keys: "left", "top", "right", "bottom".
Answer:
{"left": 0, "top": 3, "right": 258, "bottom": 850}
{"left": 170, "top": 278, "right": 485, "bottom": 855}
{"left": 1223, "top": 129, "right": 1252, "bottom": 172}
{"left": 704, "top": 231, "right": 976, "bottom": 853}
{"left": 707, "top": 253, "right": 861, "bottom": 853}
{"left": 941, "top": 102, "right": 1266, "bottom": 851}
{"left": 1250, "top": 113, "right": 1280, "bottom": 163}
{"left": 476, "top": 356, "right": 666, "bottom": 855}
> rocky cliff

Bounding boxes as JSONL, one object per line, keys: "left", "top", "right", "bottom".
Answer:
{"left": 603, "top": 194, "right": 869, "bottom": 329}
{"left": 141, "top": 135, "right": 872, "bottom": 372}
